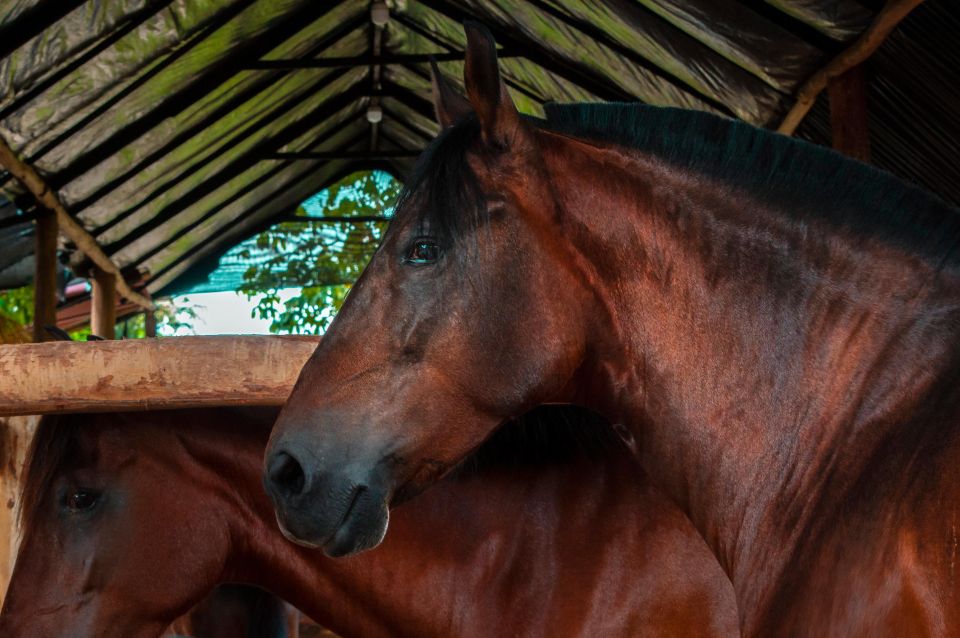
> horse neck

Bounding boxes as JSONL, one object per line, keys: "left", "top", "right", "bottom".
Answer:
{"left": 222, "top": 431, "right": 559, "bottom": 636}
{"left": 540, "top": 132, "right": 960, "bottom": 622}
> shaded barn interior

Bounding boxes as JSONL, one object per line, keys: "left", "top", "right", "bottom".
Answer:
{"left": 0, "top": 0, "right": 954, "bottom": 325}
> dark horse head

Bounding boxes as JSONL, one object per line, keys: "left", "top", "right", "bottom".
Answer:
{"left": 264, "top": 23, "right": 603, "bottom": 555}
{"left": 0, "top": 409, "right": 297, "bottom": 638}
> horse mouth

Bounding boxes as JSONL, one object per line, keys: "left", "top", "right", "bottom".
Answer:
{"left": 274, "top": 485, "right": 390, "bottom": 557}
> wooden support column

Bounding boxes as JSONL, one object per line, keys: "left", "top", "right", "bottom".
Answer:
{"left": 31, "top": 209, "right": 58, "bottom": 343}
{"left": 90, "top": 266, "right": 116, "bottom": 340}
{"left": 144, "top": 308, "right": 157, "bottom": 338}
{"left": 828, "top": 66, "right": 871, "bottom": 162}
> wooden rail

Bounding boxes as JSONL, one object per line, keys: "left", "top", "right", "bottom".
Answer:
{"left": 0, "top": 336, "right": 320, "bottom": 416}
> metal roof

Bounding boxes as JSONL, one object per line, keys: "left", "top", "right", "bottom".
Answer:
{"left": 0, "top": 0, "right": 952, "bottom": 297}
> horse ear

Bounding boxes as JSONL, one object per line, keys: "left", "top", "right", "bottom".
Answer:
{"left": 430, "top": 58, "right": 472, "bottom": 129}
{"left": 463, "top": 22, "right": 523, "bottom": 148}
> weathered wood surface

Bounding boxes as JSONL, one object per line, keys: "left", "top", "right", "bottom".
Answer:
{"left": 0, "top": 415, "right": 37, "bottom": 603}
{"left": 0, "top": 336, "right": 320, "bottom": 416}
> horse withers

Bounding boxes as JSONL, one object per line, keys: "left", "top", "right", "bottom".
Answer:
{"left": 266, "top": 21, "right": 960, "bottom": 636}
{"left": 0, "top": 407, "right": 736, "bottom": 637}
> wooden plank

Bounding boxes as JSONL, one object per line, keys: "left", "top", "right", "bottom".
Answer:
{"left": 90, "top": 267, "right": 117, "bottom": 340}
{"left": 31, "top": 210, "right": 58, "bottom": 343}
{"left": 828, "top": 65, "right": 871, "bottom": 162}
{"left": 0, "top": 336, "right": 320, "bottom": 417}
{"left": 778, "top": 0, "right": 924, "bottom": 135}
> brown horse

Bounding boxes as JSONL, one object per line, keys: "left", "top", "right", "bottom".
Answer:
{"left": 0, "top": 406, "right": 736, "bottom": 637}
{"left": 266, "top": 22, "right": 960, "bottom": 636}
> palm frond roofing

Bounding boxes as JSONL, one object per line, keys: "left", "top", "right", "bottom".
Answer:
{"left": 0, "top": 0, "right": 954, "bottom": 296}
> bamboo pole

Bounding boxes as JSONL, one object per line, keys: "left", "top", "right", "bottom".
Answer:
{"left": 778, "top": 0, "right": 924, "bottom": 135}
{"left": 0, "top": 136, "right": 155, "bottom": 310}
{"left": 0, "top": 335, "right": 320, "bottom": 416}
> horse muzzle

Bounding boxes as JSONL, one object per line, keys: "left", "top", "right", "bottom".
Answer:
{"left": 263, "top": 443, "right": 391, "bottom": 557}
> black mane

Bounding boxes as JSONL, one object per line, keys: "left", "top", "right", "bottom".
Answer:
{"left": 398, "top": 102, "right": 960, "bottom": 268}
{"left": 394, "top": 114, "right": 486, "bottom": 250}
{"left": 543, "top": 103, "right": 960, "bottom": 267}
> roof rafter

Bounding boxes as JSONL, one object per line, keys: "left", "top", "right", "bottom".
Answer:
{"left": 132, "top": 119, "right": 368, "bottom": 272}
{"left": 68, "top": 9, "right": 368, "bottom": 217}
{"left": 101, "top": 83, "right": 370, "bottom": 260}
{"left": 44, "top": 0, "right": 352, "bottom": 189}
{"left": 247, "top": 49, "right": 518, "bottom": 69}
{"left": 415, "top": 0, "right": 634, "bottom": 101}
{"left": 85, "top": 66, "right": 358, "bottom": 241}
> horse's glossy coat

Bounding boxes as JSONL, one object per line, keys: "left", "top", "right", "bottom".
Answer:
{"left": 0, "top": 407, "right": 736, "bottom": 637}
{"left": 268, "top": 23, "right": 960, "bottom": 636}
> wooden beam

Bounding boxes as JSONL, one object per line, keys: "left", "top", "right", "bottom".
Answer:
{"left": 31, "top": 210, "right": 58, "bottom": 343}
{"left": 90, "top": 266, "right": 117, "bottom": 340}
{"left": 0, "top": 135, "right": 155, "bottom": 310}
{"left": 263, "top": 150, "right": 419, "bottom": 160}
{"left": 0, "top": 336, "right": 320, "bottom": 416}
{"left": 67, "top": 12, "right": 365, "bottom": 218}
{"left": 778, "top": 0, "right": 925, "bottom": 135}
{"left": 98, "top": 83, "right": 368, "bottom": 260}
{"left": 828, "top": 66, "right": 871, "bottom": 162}
{"left": 248, "top": 50, "right": 516, "bottom": 69}
{"left": 416, "top": 0, "right": 634, "bottom": 101}
{"left": 0, "top": 0, "right": 87, "bottom": 61}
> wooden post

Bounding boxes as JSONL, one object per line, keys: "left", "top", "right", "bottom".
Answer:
{"left": 828, "top": 66, "right": 871, "bottom": 162}
{"left": 144, "top": 308, "right": 157, "bottom": 338}
{"left": 0, "top": 415, "right": 39, "bottom": 603}
{"left": 31, "top": 210, "right": 58, "bottom": 343}
{"left": 777, "top": 0, "right": 924, "bottom": 135}
{"left": 90, "top": 266, "right": 116, "bottom": 340}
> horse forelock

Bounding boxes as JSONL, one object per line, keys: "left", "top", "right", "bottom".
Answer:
{"left": 394, "top": 114, "right": 487, "bottom": 250}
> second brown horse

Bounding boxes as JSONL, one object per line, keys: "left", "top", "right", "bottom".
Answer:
{"left": 0, "top": 406, "right": 735, "bottom": 637}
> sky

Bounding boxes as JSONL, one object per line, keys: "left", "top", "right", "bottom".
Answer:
{"left": 159, "top": 289, "right": 302, "bottom": 336}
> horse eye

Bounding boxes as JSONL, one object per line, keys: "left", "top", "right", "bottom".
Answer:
{"left": 404, "top": 239, "right": 441, "bottom": 265}
{"left": 65, "top": 490, "right": 99, "bottom": 512}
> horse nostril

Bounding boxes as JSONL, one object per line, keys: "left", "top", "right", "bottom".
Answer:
{"left": 267, "top": 451, "right": 307, "bottom": 497}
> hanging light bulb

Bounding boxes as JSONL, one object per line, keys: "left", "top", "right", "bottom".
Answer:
{"left": 366, "top": 105, "right": 383, "bottom": 123}
{"left": 371, "top": 1, "right": 390, "bottom": 27}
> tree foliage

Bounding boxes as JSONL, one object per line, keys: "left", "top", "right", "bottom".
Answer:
{"left": 239, "top": 170, "right": 400, "bottom": 334}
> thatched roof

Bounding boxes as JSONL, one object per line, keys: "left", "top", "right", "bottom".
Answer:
{"left": 0, "top": 0, "right": 953, "bottom": 297}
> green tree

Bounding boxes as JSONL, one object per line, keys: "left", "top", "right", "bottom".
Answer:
{"left": 239, "top": 170, "right": 400, "bottom": 334}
